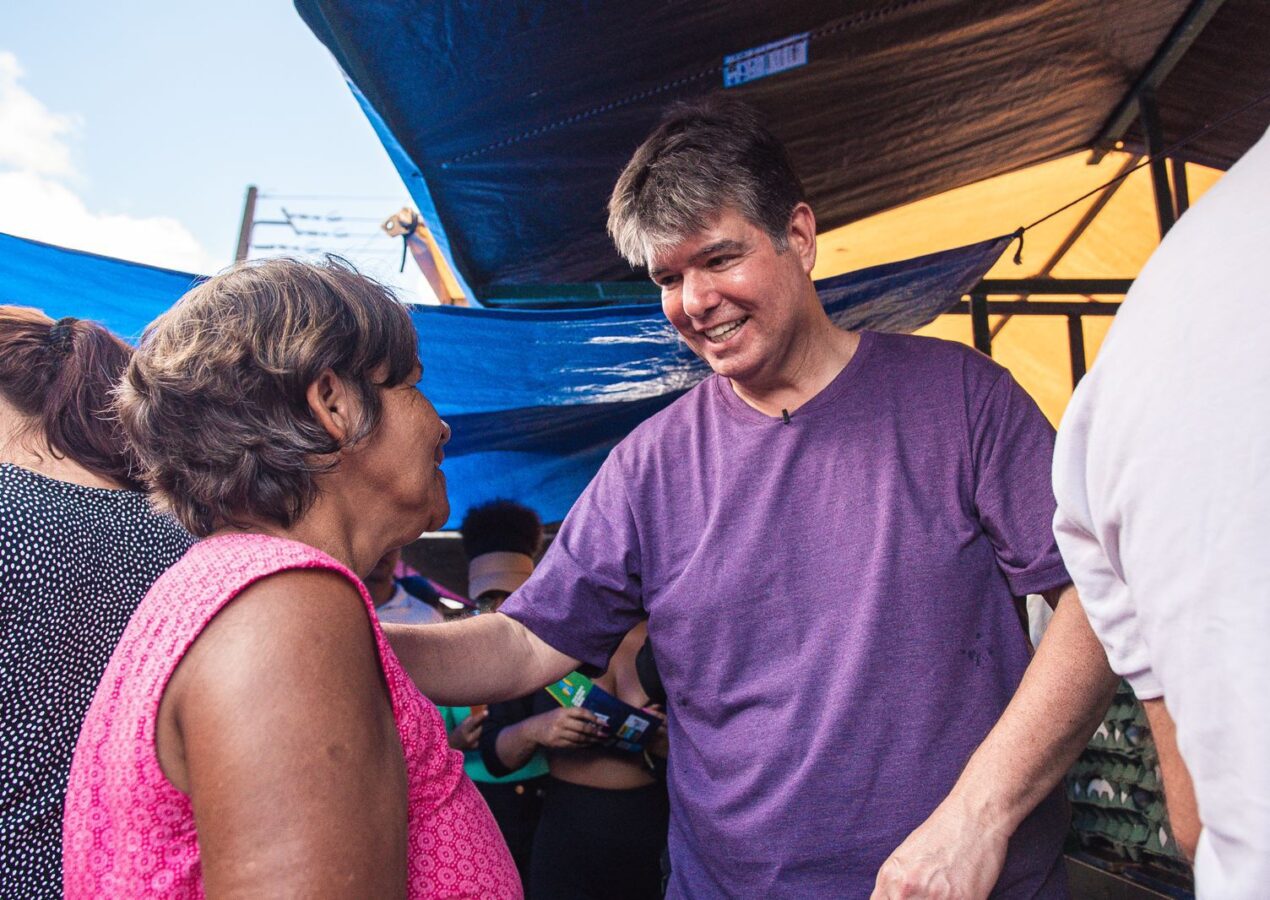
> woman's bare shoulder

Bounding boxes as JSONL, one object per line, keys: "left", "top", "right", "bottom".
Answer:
{"left": 160, "top": 566, "right": 385, "bottom": 772}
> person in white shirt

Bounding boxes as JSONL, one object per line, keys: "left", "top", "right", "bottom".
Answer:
{"left": 365, "top": 547, "right": 446, "bottom": 625}
{"left": 1052, "top": 126, "right": 1270, "bottom": 897}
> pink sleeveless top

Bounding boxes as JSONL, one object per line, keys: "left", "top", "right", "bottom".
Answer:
{"left": 62, "top": 534, "right": 520, "bottom": 898}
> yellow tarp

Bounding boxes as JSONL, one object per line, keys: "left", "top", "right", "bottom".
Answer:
{"left": 813, "top": 151, "right": 1223, "bottom": 425}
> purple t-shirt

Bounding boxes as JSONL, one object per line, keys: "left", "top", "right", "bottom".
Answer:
{"left": 501, "top": 331, "right": 1071, "bottom": 897}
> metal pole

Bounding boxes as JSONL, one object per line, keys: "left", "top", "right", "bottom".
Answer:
{"left": 1067, "top": 315, "right": 1087, "bottom": 387}
{"left": 1139, "top": 91, "right": 1176, "bottom": 238}
{"left": 976, "top": 278, "right": 1134, "bottom": 295}
{"left": 1172, "top": 158, "right": 1191, "bottom": 218}
{"left": 970, "top": 291, "right": 992, "bottom": 357}
{"left": 235, "top": 184, "right": 258, "bottom": 263}
{"left": 953, "top": 299, "right": 1123, "bottom": 316}
{"left": 1088, "top": 0, "right": 1229, "bottom": 163}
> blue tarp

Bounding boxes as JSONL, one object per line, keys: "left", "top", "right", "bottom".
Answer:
{"left": 293, "top": 0, "right": 1190, "bottom": 300}
{"left": 0, "top": 229, "right": 1007, "bottom": 526}
{"left": 0, "top": 232, "right": 202, "bottom": 340}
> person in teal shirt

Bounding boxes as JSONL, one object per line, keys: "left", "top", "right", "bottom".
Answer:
{"left": 441, "top": 705, "right": 551, "bottom": 787}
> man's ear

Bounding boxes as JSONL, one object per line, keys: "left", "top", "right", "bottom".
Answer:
{"left": 787, "top": 202, "right": 817, "bottom": 275}
{"left": 306, "top": 368, "right": 355, "bottom": 443}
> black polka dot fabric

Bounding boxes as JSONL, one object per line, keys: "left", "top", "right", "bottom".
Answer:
{"left": 0, "top": 463, "right": 193, "bottom": 899}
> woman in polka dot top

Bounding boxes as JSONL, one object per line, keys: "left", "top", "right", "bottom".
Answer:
{"left": 61, "top": 260, "right": 519, "bottom": 898}
{"left": 0, "top": 307, "right": 194, "bottom": 900}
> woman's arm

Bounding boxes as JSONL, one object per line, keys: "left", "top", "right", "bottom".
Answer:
{"left": 157, "top": 569, "right": 408, "bottom": 898}
{"left": 383, "top": 612, "right": 579, "bottom": 705}
{"left": 495, "top": 708, "right": 603, "bottom": 772}
{"left": 480, "top": 694, "right": 602, "bottom": 776}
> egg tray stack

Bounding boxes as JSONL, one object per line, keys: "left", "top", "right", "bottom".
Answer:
{"left": 1066, "top": 682, "right": 1194, "bottom": 894}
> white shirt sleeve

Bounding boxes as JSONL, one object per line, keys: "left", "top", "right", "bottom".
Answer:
{"left": 1052, "top": 383, "right": 1162, "bottom": 699}
{"left": 1052, "top": 125, "right": 1270, "bottom": 898}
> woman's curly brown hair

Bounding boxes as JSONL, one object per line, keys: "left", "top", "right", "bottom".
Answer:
{"left": 116, "top": 257, "right": 419, "bottom": 537}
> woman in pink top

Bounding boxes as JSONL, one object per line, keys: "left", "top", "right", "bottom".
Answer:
{"left": 62, "top": 258, "right": 519, "bottom": 898}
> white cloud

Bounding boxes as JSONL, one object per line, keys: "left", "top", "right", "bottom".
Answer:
{"left": 0, "top": 170, "right": 216, "bottom": 274}
{"left": 0, "top": 50, "right": 218, "bottom": 273}
{"left": 0, "top": 51, "right": 78, "bottom": 177}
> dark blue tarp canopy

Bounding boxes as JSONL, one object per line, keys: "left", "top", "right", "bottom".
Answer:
{"left": 293, "top": 0, "right": 1206, "bottom": 301}
{"left": 0, "top": 229, "right": 1006, "bottom": 527}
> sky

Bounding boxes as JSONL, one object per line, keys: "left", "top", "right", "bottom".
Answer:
{"left": 1, "top": 1, "right": 431, "bottom": 301}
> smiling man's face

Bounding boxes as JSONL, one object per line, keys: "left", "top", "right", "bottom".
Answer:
{"left": 649, "top": 204, "right": 818, "bottom": 393}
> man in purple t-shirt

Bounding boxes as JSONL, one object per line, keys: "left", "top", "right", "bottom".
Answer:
{"left": 387, "top": 98, "right": 1118, "bottom": 898}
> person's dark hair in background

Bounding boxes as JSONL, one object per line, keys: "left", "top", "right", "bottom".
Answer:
{"left": 461, "top": 498, "right": 543, "bottom": 611}
{"left": 0, "top": 307, "right": 193, "bottom": 899}
{"left": 364, "top": 547, "right": 448, "bottom": 625}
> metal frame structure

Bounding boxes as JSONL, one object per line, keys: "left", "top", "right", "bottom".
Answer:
{"left": 954, "top": 281, "right": 1129, "bottom": 387}
{"left": 957, "top": 0, "right": 1222, "bottom": 390}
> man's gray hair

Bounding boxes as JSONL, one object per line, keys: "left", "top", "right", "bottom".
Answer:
{"left": 607, "top": 96, "right": 807, "bottom": 269}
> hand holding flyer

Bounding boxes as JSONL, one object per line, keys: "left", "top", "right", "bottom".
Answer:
{"left": 545, "top": 671, "right": 664, "bottom": 753}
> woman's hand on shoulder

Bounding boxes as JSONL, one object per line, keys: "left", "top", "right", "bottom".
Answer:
{"left": 158, "top": 567, "right": 408, "bottom": 898}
